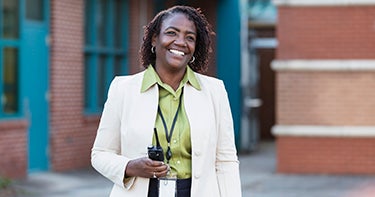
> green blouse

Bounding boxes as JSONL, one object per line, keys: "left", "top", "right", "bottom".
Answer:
{"left": 141, "top": 65, "right": 201, "bottom": 179}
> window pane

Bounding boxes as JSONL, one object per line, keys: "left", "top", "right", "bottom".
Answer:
{"left": 97, "top": 55, "right": 106, "bottom": 107}
{"left": 26, "top": 0, "right": 44, "bottom": 21}
{"left": 2, "top": 0, "right": 19, "bottom": 39}
{"left": 84, "top": 0, "right": 94, "bottom": 46}
{"left": 114, "top": 55, "right": 124, "bottom": 76}
{"left": 2, "top": 47, "right": 18, "bottom": 114}
{"left": 84, "top": 54, "right": 91, "bottom": 109}
{"left": 114, "top": 0, "right": 123, "bottom": 48}
{"left": 97, "top": 0, "right": 108, "bottom": 47}
{"left": 249, "top": 0, "right": 277, "bottom": 22}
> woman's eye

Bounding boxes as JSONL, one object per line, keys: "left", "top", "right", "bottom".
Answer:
{"left": 166, "top": 31, "right": 176, "bottom": 35}
{"left": 187, "top": 36, "right": 195, "bottom": 42}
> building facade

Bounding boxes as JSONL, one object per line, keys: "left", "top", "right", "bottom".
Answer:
{"left": 272, "top": 0, "right": 375, "bottom": 174}
{"left": 4, "top": 0, "right": 374, "bottom": 181}
{"left": 0, "top": 0, "right": 245, "bottom": 179}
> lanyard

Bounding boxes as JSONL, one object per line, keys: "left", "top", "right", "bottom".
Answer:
{"left": 157, "top": 87, "right": 184, "bottom": 163}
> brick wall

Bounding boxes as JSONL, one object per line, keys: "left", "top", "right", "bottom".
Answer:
{"left": 128, "top": 0, "right": 142, "bottom": 74}
{"left": 128, "top": 1, "right": 154, "bottom": 74}
{"left": 277, "top": 7, "right": 375, "bottom": 59}
{"left": 275, "top": 6, "right": 375, "bottom": 174}
{"left": 277, "top": 71, "right": 375, "bottom": 125}
{"left": 277, "top": 137, "right": 375, "bottom": 174}
{"left": 191, "top": 1, "right": 218, "bottom": 76}
{"left": 50, "top": 0, "right": 91, "bottom": 171}
{"left": 0, "top": 120, "right": 28, "bottom": 178}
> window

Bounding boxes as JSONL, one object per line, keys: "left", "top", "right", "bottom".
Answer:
{"left": 248, "top": 0, "right": 277, "bottom": 22}
{"left": 1, "top": 0, "right": 20, "bottom": 117}
{"left": 26, "top": 0, "right": 44, "bottom": 21}
{"left": 84, "top": 0, "right": 129, "bottom": 113}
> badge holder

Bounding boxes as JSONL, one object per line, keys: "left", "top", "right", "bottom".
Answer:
{"left": 158, "top": 176, "right": 177, "bottom": 197}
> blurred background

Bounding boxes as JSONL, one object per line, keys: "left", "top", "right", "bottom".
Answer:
{"left": 1, "top": 0, "right": 375, "bottom": 196}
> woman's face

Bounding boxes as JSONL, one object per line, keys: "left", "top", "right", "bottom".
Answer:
{"left": 152, "top": 13, "right": 197, "bottom": 72}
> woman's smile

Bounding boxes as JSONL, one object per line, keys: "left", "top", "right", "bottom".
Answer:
{"left": 169, "top": 49, "right": 185, "bottom": 56}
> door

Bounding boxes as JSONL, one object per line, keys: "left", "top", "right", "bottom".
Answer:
{"left": 258, "top": 47, "right": 275, "bottom": 140}
{"left": 241, "top": 45, "right": 262, "bottom": 152}
{"left": 241, "top": 35, "right": 277, "bottom": 151}
{"left": 21, "top": 0, "right": 49, "bottom": 172}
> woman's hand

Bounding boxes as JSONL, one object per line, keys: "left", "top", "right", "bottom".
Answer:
{"left": 125, "top": 157, "right": 169, "bottom": 178}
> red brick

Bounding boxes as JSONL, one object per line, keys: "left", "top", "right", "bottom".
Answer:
{"left": 277, "top": 6, "right": 375, "bottom": 59}
{"left": 0, "top": 120, "right": 28, "bottom": 179}
{"left": 277, "top": 137, "right": 375, "bottom": 174}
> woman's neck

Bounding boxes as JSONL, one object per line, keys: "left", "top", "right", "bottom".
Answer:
{"left": 155, "top": 66, "right": 186, "bottom": 91}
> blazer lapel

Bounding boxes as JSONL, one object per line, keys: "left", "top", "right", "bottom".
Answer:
{"left": 184, "top": 84, "right": 216, "bottom": 154}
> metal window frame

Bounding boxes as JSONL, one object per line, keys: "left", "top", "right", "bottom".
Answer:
{"left": 0, "top": 0, "right": 22, "bottom": 118}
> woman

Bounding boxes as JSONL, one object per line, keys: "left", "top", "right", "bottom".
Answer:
{"left": 91, "top": 5, "right": 242, "bottom": 197}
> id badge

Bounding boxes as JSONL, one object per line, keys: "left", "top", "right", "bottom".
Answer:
{"left": 158, "top": 178, "right": 176, "bottom": 197}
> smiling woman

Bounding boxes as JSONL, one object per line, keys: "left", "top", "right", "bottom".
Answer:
{"left": 140, "top": 6, "right": 213, "bottom": 74}
{"left": 150, "top": 12, "right": 197, "bottom": 90}
{"left": 91, "top": 5, "right": 242, "bottom": 197}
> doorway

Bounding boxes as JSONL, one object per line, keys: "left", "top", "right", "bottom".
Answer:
{"left": 241, "top": 26, "right": 276, "bottom": 152}
{"left": 21, "top": 0, "right": 50, "bottom": 172}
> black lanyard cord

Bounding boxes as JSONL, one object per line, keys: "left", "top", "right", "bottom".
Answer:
{"left": 157, "top": 87, "right": 184, "bottom": 162}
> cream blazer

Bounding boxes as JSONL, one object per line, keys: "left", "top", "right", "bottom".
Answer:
{"left": 91, "top": 71, "right": 242, "bottom": 197}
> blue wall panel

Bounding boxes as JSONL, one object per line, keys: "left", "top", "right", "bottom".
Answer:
{"left": 217, "top": 0, "right": 242, "bottom": 148}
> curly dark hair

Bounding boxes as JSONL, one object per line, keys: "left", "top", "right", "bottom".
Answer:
{"left": 140, "top": 5, "right": 214, "bottom": 73}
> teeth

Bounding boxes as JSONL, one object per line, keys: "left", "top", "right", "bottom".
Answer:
{"left": 170, "top": 49, "right": 185, "bottom": 56}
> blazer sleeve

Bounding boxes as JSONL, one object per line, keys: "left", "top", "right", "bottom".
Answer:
{"left": 91, "top": 77, "right": 135, "bottom": 189}
{"left": 215, "top": 81, "right": 242, "bottom": 197}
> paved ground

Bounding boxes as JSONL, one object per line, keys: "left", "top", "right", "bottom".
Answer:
{"left": 11, "top": 142, "right": 375, "bottom": 197}
{"left": 239, "top": 142, "right": 375, "bottom": 197}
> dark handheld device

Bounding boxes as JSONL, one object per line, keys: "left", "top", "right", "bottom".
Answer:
{"left": 147, "top": 128, "right": 164, "bottom": 161}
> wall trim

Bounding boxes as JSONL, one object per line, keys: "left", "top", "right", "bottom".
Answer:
{"left": 273, "top": 0, "right": 375, "bottom": 6}
{"left": 271, "top": 60, "right": 375, "bottom": 71}
{"left": 272, "top": 125, "right": 375, "bottom": 137}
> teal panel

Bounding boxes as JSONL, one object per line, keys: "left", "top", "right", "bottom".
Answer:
{"left": 20, "top": 0, "right": 50, "bottom": 172}
{"left": 217, "top": 0, "right": 242, "bottom": 148}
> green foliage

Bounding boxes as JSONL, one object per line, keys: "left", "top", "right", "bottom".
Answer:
{"left": 0, "top": 176, "right": 11, "bottom": 190}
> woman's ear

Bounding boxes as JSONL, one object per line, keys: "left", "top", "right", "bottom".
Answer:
{"left": 152, "top": 34, "right": 157, "bottom": 46}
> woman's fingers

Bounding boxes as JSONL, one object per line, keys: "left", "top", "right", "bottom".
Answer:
{"left": 153, "top": 164, "right": 170, "bottom": 178}
{"left": 126, "top": 157, "right": 170, "bottom": 178}
{"left": 148, "top": 160, "right": 169, "bottom": 178}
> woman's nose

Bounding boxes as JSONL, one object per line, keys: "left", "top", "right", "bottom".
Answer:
{"left": 174, "top": 36, "right": 187, "bottom": 46}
